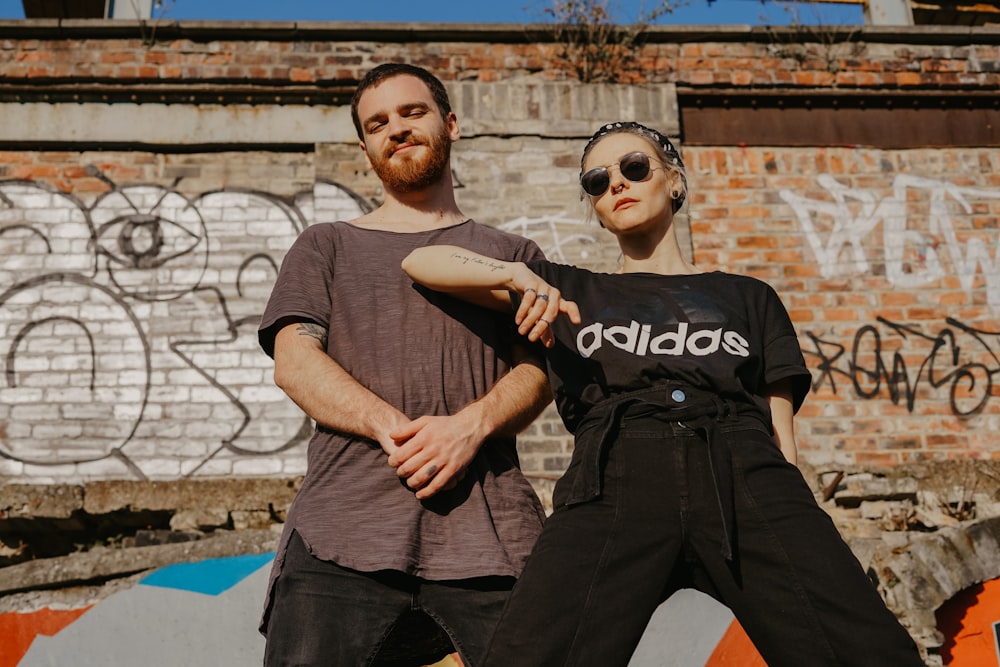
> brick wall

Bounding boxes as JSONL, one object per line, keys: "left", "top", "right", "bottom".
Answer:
{"left": 2, "top": 24, "right": 999, "bottom": 88}
{"left": 1, "top": 22, "right": 1000, "bottom": 492}
{"left": 684, "top": 144, "right": 1000, "bottom": 466}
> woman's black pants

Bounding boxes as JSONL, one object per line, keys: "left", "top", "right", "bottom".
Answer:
{"left": 482, "top": 414, "right": 924, "bottom": 667}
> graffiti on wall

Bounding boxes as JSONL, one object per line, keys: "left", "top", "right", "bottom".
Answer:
{"left": 0, "top": 175, "right": 598, "bottom": 480}
{"left": 805, "top": 316, "right": 1000, "bottom": 417}
{"left": 786, "top": 174, "right": 1000, "bottom": 414}
{"left": 0, "top": 176, "right": 366, "bottom": 479}
{"left": 10, "top": 164, "right": 1000, "bottom": 477}
{"left": 782, "top": 174, "right": 1000, "bottom": 304}
{"left": 498, "top": 212, "right": 599, "bottom": 263}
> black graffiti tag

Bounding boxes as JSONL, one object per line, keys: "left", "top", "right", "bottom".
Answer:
{"left": 804, "top": 316, "right": 999, "bottom": 416}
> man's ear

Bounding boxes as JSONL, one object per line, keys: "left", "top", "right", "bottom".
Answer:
{"left": 446, "top": 111, "right": 460, "bottom": 142}
{"left": 359, "top": 141, "right": 373, "bottom": 170}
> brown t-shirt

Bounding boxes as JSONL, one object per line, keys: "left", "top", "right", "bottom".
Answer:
{"left": 258, "top": 220, "right": 546, "bottom": 581}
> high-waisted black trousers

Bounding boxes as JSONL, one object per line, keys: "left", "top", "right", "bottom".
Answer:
{"left": 482, "top": 414, "right": 924, "bottom": 667}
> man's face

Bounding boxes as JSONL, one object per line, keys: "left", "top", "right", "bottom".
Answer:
{"left": 356, "top": 75, "right": 458, "bottom": 194}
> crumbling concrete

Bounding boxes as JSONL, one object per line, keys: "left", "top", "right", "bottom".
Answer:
{"left": 806, "top": 460, "right": 1000, "bottom": 666}
{"left": 1, "top": 478, "right": 301, "bottom": 521}
{"left": 0, "top": 477, "right": 300, "bottom": 566}
{"left": 0, "top": 528, "right": 277, "bottom": 597}
{"left": 0, "top": 477, "right": 294, "bottom": 614}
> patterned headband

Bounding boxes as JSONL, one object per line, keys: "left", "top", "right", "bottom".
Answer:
{"left": 582, "top": 121, "right": 684, "bottom": 171}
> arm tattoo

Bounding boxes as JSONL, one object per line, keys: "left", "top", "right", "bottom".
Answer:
{"left": 296, "top": 322, "right": 328, "bottom": 346}
{"left": 450, "top": 251, "right": 507, "bottom": 272}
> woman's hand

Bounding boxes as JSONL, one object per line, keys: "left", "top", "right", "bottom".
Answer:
{"left": 510, "top": 269, "right": 581, "bottom": 348}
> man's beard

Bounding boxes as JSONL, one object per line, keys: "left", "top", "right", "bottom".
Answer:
{"left": 370, "top": 129, "right": 452, "bottom": 194}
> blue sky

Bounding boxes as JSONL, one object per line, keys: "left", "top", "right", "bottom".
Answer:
{"left": 0, "top": 0, "right": 865, "bottom": 26}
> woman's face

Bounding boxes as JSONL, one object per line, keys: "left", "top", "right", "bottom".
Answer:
{"left": 582, "top": 132, "right": 676, "bottom": 238}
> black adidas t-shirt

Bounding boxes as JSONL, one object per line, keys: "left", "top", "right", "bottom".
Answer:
{"left": 527, "top": 261, "right": 812, "bottom": 434}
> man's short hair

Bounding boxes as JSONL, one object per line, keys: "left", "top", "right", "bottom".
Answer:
{"left": 350, "top": 63, "right": 452, "bottom": 140}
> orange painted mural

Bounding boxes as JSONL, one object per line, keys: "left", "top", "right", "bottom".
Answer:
{"left": 705, "top": 620, "right": 766, "bottom": 667}
{"left": 938, "top": 577, "right": 1000, "bottom": 667}
{"left": 0, "top": 606, "right": 92, "bottom": 667}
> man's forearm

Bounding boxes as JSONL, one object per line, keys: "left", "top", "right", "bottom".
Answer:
{"left": 273, "top": 323, "right": 407, "bottom": 448}
{"left": 461, "top": 354, "right": 552, "bottom": 439}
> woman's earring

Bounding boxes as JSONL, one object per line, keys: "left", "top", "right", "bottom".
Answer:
{"left": 671, "top": 190, "right": 680, "bottom": 199}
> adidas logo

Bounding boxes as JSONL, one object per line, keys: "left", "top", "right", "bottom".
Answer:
{"left": 576, "top": 321, "right": 750, "bottom": 359}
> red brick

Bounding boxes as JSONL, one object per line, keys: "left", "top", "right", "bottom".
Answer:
{"left": 737, "top": 235, "right": 779, "bottom": 249}
{"left": 784, "top": 264, "right": 823, "bottom": 278}
{"left": 0, "top": 151, "right": 33, "bottom": 164}
{"left": 854, "top": 452, "right": 903, "bottom": 466}
{"left": 101, "top": 51, "right": 135, "bottom": 64}
{"left": 764, "top": 250, "right": 803, "bottom": 264}
{"left": 10, "top": 165, "right": 59, "bottom": 178}
{"left": 16, "top": 50, "right": 54, "bottom": 63}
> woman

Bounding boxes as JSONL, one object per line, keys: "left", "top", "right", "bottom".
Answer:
{"left": 401, "top": 121, "right": 923, "bottom": 667}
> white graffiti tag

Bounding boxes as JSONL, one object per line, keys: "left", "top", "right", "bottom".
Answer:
{"left": 498, "top": 212, "right": 599, "bottom": 263}
{"left": 782, "top": 174, "right": 1000, "bottom": 303}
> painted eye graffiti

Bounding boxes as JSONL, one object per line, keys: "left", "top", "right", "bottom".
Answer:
{"left": 89, "top": 187, "right": 208, "bottom": 301}
{"left": 95, "top": 212, "right": 200, "bottom": 270}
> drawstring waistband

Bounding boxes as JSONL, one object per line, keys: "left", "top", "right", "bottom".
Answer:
{"left": 563, "top": 383, "right": 767, "bottom": 561}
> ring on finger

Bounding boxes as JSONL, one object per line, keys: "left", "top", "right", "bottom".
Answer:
{"left": 539, "top": 318, "right": 550, "bottom": 326}
{"left": 524, "top": 287, "right": 537, "bottom": 294}
{"left": 537, "top": 293, "right": 549, "bottom": 302}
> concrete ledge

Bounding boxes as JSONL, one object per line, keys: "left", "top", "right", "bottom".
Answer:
{"left": 0, "top": 528, "right": 277, "bottom": 596}
{"left": 0, "top": 478, "right": 301, "bottom": 519}
{"left": 0, "top": 81, "right": 680, "bottom": 144}
{"left": 0, "top": 102, "right": 353, "bottom": 145}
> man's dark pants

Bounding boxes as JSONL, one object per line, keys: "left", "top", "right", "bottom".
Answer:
{"left": 264, "top": 531, "right": 513, "bottom": 666}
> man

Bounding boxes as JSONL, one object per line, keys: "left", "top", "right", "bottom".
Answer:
{"left": 257, "top": 63, "right": 551, "bottom": 666}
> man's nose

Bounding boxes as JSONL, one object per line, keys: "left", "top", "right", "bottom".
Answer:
{"left": 386, "top": 114, "right": 410, "bottom": 138}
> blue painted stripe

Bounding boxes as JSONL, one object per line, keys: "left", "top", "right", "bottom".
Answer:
{"left": 140, "top": 552, "right": 275, "bottom": 596}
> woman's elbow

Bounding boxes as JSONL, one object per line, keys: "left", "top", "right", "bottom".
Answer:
{"left": 400, "top": 249, "right": 423, "bottom": 279}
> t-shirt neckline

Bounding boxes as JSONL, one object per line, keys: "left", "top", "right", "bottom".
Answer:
{"left": 337, "top": 218, "right": 472, "bottom": 235}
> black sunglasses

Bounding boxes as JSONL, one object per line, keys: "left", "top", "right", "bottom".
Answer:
{"left": 580, "top": 152, "right": 660, "bottom": 197}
